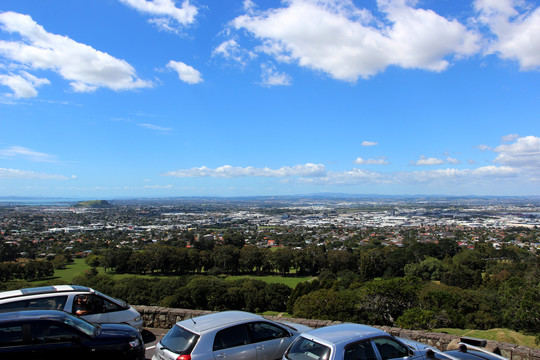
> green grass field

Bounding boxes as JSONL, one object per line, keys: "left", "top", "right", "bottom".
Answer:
{"left": 435, "top": 328, "right": 539, "bottom": 348}
{"left": 225, "top": 274, "right": 313, "bottom": 288}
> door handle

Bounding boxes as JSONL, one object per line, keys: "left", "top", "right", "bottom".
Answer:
{"left": 216, "top": 353, "right": 227, "bottom": 359}
{"left": 257, "top": 345, "right": 265, "bottom": 350}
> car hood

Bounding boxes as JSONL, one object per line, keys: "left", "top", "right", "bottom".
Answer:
{"left": 96, "top": 323, "right": 140, "bottom": 339}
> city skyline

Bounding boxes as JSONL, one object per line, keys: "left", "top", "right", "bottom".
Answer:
{"left": 1, "top": 0, "right": 539, "bottom": 198}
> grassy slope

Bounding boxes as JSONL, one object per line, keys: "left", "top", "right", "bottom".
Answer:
{"left": 434, "top": 328, "right": 538, "bottom": 349}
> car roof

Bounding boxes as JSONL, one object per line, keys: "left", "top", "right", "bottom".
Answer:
{"left": 0, "top": 309, "right": 69, "bottom": 323}
{"left": 300, "top": 323, "right": 388, "bottom": 346}
{"left": 177, "top": 311, "right": 266, "bottom": 333}
{"left": 0, "top": 285, "right": 92, "bottom": 301}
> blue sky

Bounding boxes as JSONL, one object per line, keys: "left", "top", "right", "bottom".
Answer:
{"left": 0, "top": 0, "right": 539, "bottom": 198}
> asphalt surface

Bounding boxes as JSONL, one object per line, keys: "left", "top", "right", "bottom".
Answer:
{"left": 143, "top": 328, "right": 169, "bottom": 360}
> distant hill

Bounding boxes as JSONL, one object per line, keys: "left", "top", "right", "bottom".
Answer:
{"left": 73, "top": 200, "right": 112, "bottom": 208}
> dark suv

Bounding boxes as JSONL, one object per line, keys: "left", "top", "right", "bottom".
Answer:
{"left": 0, "top": 309, "right": 145, "bottom": 360}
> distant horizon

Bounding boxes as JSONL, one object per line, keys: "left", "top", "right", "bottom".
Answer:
{"left": 1, "top": 1, "right": 539, "bottom": 198}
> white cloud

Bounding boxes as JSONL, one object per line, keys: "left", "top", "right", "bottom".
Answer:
{"left": 212, "top": 39, "right": 257, "bottom": 67}
{"left": 446, "top": 157, "right": 460, "bottom": 164}
{"left": 260, "top": 62, "right": 292, "bottom": 86}
{"left": 414, "top": 155, "right": 445, "bottom": 166}
{"left": 354, "top": 156, "right": 388, "bottom": 165}
{"left": 361, "top": 141, "right": 378, "bottom": 146}
{"left": 0, "top": 11, "right": 152, "bottom": 94}
{"left": 0, "top": 146, "right": 58, "bottom": 162}
{"left": 493, "top": 135, "right": 540, "bottom": 168}
{"left": 163, "top": 163, "right": 327, "bottom": 178}
{"left": 501, "top": 133, "right": 519, "bottom": 142}
{"left": 118, "top": 0, "right": 197, "bottom": 32}
{"left": 475, "top": 0, "right": 540, "bottom": 70}
{"left": 297, "top": 168, "right": 383, "bottom": 185}
{"left": 0, "top": 168, "right": 69, "bottom": 180}
{"left": 166, "top": 60, "right": 203, "bottom": 84}
{"left": 231, "top": 0, "right": 481, "bottom": 81}
{"left": 138, "top": 123, "right": 172, "bottom": 132}
{"left": 0, "top": 71, "right": 49, "bottom": 98}
{"left": 476, "top": 144, "right": 492, "bottom": 151}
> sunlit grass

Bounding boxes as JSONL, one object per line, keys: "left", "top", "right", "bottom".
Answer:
{"left": 434, "top": 328, "right": 539, "bottom": 349}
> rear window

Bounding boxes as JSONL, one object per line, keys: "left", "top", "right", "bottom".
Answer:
{"left": 161, "top": 325, "right": 200, "bottom": 355}
{"left": 285, "top": 336, "right": 331, "bottom": 360}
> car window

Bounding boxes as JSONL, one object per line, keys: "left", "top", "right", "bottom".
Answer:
{"left": 28, "top": 296, "right": 67, "bottom": 310}
{"left": 102, "top": 297, "right": 122, "bottom": 312}
{"left": 161, "top": 325, "right": 200, "bottom": 355}
{"left": 248, "top": 321, "right": 288, "bottom": 343}
{"left": 0, "top": 325, "right": 24, "bottom": 347}
{"left": 0, "top": 299, "right": 27, "bottom": 310}
{"left": 344, "top": 340, "right": 377, "bottom": 360}
{"left": 285, "top": 336, "right": 331, "bottom": 360}
{"left": 372, "top": 337, "right": 410, "bottom": 360}
{"left": 31, "top": 322, "right": 74, "bottom": 344}
{"left": 213, "top": 324, "right": 250, "bottom": 351}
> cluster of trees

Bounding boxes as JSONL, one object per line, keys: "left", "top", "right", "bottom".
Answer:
{"left": 90, "top": 238, "right": 463, "bottom": 278}
{"left": 0, "top": 261, "right": 53, "bottom": 282}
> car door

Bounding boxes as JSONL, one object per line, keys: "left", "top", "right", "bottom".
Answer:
{"left": 212, "top": 323, "right": 256, "bottom": 360}
{"left": 30, "top": 320, "right": 87, "bottom": 360}
{"left": 247, "top": 321, "right": 292, "bottom": 360}
{"left": 73, "top": 294, "right": 110, "bottom": 324}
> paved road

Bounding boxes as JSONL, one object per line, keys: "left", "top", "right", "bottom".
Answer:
{"left": 143, "top": 328, "right": 169, "bottom": 359}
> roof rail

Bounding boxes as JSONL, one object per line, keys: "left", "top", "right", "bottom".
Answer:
{"left": 425, "top": 347, "right": 462, "bottom": 360}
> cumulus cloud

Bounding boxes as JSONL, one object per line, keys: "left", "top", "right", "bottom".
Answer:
{"left": 230, "top": 0, "right": 481, "bottom": 81}
{"left": 0, "top": 168, "right": 69, "bottom": 180}
{"left": 414, "top": 155, "right": 445, "bottom": 166}
{"left": 166, "top": 60, "right": 203, "bottom": 84}
{"left": 163, "top": 163, "right": 327, "bottom": 178}
{"left": 0, "top": 11, "right": 152, "bottom": 95}
{"left": 493, "top": 135, "right": 540, "bottom": 168}
{"left": 0, "top": 146, "right": 58, "bottom": 162}
{"left": 118, "top": 0, "right": 197, "bottom": 33}
{"left": 475, "top": 0, "right": 540, "bottom": 70}
{"left": 361, "top": 141, "right": 378, "bottom": 146}
{"left": 354, "top": 156, "right": 388, "bottom": 165}
{"left": 212, "top": 39, "right": 257, "bottom": 67}
{"left": 260, "top": 62, "right": 292, "bottom": 86}
{"left": 0, "top": 71, "right": 49, "bottom": 98}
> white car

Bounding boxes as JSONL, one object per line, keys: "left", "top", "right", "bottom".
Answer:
{"left": 283, "top": 323, "right": 435, "bottom": 360}
{"left": 153, "top": 310, "right": 312, "bottom": 360}
{"left": 0, "top": 285, "right": 143, "bottom": 332}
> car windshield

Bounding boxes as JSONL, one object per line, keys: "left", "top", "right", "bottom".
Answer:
{"left": 63, "top": 314, "right": 96, "bottom": 336}
{"left": 285, "top": 336, "right": 331, "bottom": 360}
{"left": 161, "top": 325, "right": 200, "bottom": 354}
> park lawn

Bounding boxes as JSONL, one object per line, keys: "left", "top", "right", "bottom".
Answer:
{"left": 434, "top": 328, "right": 539, "bottom": 349}
{"left": 52, "top": 258, "right": 90, "bottom": 283}
{"left": 226, "top": 274, "right": 312, "bottom": 288}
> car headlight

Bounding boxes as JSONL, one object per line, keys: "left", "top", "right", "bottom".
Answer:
{"left": 133, "top": 315, "right": 141, "bottom": 322}
{"left": 129, "top": 338, "right": 141, "bottom": 348}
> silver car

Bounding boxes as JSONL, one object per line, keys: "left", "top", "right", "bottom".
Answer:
{"left": 153, "top": 311, "right": 312, "bottom": 360}
{"left": 282, "top": 323, "right": 435, "bottom": 360}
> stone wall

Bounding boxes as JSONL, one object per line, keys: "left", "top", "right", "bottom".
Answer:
{"left": 134, "top": 306, "right": 539, "bottom": 360}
